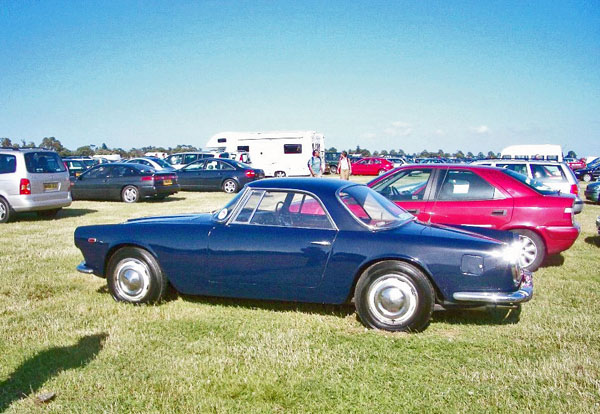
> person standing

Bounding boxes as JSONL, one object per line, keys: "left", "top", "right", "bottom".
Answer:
{"left": 337, "top": 151, "right": 352, "bottom": 180}
{"left": 307, "top": 150, "right": 323, "bottom": 177}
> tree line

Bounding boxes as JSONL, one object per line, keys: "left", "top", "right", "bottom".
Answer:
{"left": 1, "top": 136, "right": 579, "bottom": 160}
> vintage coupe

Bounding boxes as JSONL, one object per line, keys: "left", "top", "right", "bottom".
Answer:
{"left": 74, "top": 178, "right": 533, "bottom": 332}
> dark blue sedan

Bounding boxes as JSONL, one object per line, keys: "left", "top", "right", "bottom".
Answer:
{"left": 177, "top": 158, "right": 264, "bottom": 193}
{"left": 74, "top": 178, "right": 533, "bottom": 332}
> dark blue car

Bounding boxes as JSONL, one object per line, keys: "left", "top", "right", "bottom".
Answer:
{"left": 74, "top": 178, "right": 532, "bottom": 332}
{"left": 176, "top": 158, "right": 264, "bottom": 193}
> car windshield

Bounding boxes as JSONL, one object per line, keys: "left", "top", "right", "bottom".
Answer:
{"left": 151, "top": 158, "right": 172, "bottom": 168}
{"left": 212, "top": 191, "right": 245, "bottom": 222}
{"left": 587, "top": 158, "right": 600, "bottom": 169}
{"left": 501, "top": 169, "right": 556, "bottom": 195}
{"left": 338, "top": 185, "right": 414, "bottom": 229}
{"left": 68, "top": 160, "right": 85, "bottom": 169}
{"left": 232, "top": 161, "right": 252, "bottom": 169}
{"left": 24, "top": 152, "right": 66, "bottom": 173}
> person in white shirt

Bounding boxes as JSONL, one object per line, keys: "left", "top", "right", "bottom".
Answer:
{"left": 337, "top": 151, "right": 352, "bottom": 180}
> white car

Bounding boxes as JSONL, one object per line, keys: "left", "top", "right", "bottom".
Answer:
{"left": 125, "top": 157, "right": 177, "bottom": 172}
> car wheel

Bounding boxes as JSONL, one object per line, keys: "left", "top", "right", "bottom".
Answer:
{"left": 222, "top": 179, "right": 239, "bottom": 193}
{"left": 121, "top": 185, "right": 139, "bottom": 203}
{"left": 583, "top": 173, "right": 592, "bottom": 182}
{"left": 0, "top": 198, "right": 13, "bottom": 223}
{"left": 510, "top": 229, "right": 545, "bottom": 272}
{"left": 329, "top": 165, "right": 337, "bottom": 175}
{"left": 106, "top": 247, "right": 167, "bottom": 304}
{"left": 355, "top": 261, "right": 435, "bottom": 332}
{"left": 37, "top": 208, "right": 61, "bottom": 219}
{"left": 274, "top": 171, "right": 286, "bottom": 177}
{"left": 378, "top": 169, "right": 385, "bottom": 176}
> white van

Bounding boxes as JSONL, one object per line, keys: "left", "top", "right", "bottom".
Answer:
{"left": 205, "top": 131, "right": 325, "bottom": 177}
{"left": 500, "top": 144, "right": 563, "bottom": 162}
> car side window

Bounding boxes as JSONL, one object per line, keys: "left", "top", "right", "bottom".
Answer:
{"left": 83, "top": 166, "right": 110, "bottom": 179}
{"left": 168, "top": 154, "right": 182, "bottom": 165}
{"left": 249, "top": 191, "right": 290, "bottom": 226}
{"left": 219, "top": 161, "right": 235, "bottom": 170}
{"left": 497, "top": 163, "right": 527, "bottom": 176}
{"left": 0, "top": 155, "right": 17, "bottom": 174}
{"left": 109, "top": 166, "right": 130, "bottom": 178}
{"left": 233, "top": 190, "right": 264, "bottom": 223}
{"left": 184, "top": 154, "right": 197, "bottom": 164}
{"left": 286, "top": 193, "right": 334, "bottom": 229}
{"left": 531, "top": 164, "right": 565, "bottom": 182}
{"left": 437, "top": 170, "right": 500, "bottom": 201}
{"left": 205, "top": 160, "right": 219, "bottom": 170}
{"left": 371, "top": 169, "right": 433, "bottom": 201}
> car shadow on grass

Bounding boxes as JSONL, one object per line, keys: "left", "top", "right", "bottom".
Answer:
{"left": 0, "top": 333, "right": 107, "bottom": 412}
{"left": 543, "top": 254, "right": 565, "bottom": 268}
{"left": 584, "top": 236, "right": 600, "bottom": 247}
{"left": 432, "top": 306, "right": 522, "bottom": 326}
{"left": 15, "top": 208, "right": 98, "bottom": 221}
{"left": 179, "top": 294, "right": 355, "bottom": 318}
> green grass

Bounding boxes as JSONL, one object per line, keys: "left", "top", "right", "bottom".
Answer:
{"left": 1, "top": 180, "right": 599, "bottom": 413}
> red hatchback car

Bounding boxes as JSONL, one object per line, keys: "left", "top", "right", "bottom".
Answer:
{"left": 368, "top": 164, "right": 580, "bottom": 271}
{"left": 351, "top": 157, "right": 395, "bottom": 176}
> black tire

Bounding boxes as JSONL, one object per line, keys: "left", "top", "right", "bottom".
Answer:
{"left": 106, "top": 247, "right": 167, "bottom": 304}
{"left": 121, "top": 185, "right": 139, "bottom": 203}
{"left": 222, "top": 179, "right": 239, "bottom": 193}
{"left": 583, "top": 173, "right": 592, "bottom": 182}
{"left": 37, "top": 208, "right": 61, "bottom": 219}
{"left": 0, "top": 197, "right": 13, "bottom": 223}
{"left": 510, "top": 229, "right": 545, "bottom": 272}
{"left": 274, "top": 171, "right": 286, "bottom": 178}
{"left": 355, "top": 261, "right": 435, "bottom": 332}
{"left": 329, "top": 165, "right": 337, "bottom": 175}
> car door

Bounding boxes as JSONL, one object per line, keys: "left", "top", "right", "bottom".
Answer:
{"left": 202, "top": 160, "right": 224, "bottom": 189}
{"left": 352, "top": 159, "right": 369, "bottom": 175}
{"left": 370, "top": 167, "right": 436, "bottom": 222}
{"left": 428, "top": 168, "right": 514, "bottom": 229}
{"left": 207, "top": 189, "right": 336, "bottom": 288}
{"left": 177, "top": 161, "right": 205, "bottom": 190}
{"left": 73, "top": 165, "right": 111, "bottom": 200}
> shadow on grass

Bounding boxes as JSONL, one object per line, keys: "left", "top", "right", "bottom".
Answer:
{"left": 584, "top": 236, "right": 600, "bottom": 247}
{"left": 0, "top": 333, "right": 107, "bottom": 412}
{"left": 180, "top": 294, "right": 355, "bottom": 318}
{"left": 543, "top": 254, "right": 565, "bottom": 268}
{"left": 146, "top": 196, "right": 186, "bottom": 203}
{"left": 15, "top": 208, "right": 98, "bottom": 222}
{"left": 433, "top": 306, "right": 522, "bottom": 326}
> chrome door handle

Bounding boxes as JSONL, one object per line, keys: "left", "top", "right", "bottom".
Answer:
{"left": 406, "top": 209, "right": 420, "bottom": 214}
{"left": 491, "top": 209, "right": 507, "bottom": 216}
{"left": 310, "top": 241, "right": 331, "bottom": 246}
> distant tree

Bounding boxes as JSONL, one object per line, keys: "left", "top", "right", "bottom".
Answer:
{"left": 327, "top": 147, "right": 338, "bottom": 152}
{"left": 454, "top": 150, "right": 465, "bottom": 158}
{"left": 380, "top": 150, "right": 388, "bottom": 156}
{"left": 466, "top": 151, "right": 474, "bottom": 158}
{"left": 420, "top": 149, "right": 430, "bottom": 157}
{"left": 40, "top": 137, "right": 67, "bottom": 154}
{"left": 487, "top": 151, "right": 496, "bottom": 159}
{"left": 128, "top": 148, "right": 144, "bottom": 157}
{"left": 75, "top": 146, "right": 95, "bottom": 156}
{"left": 1, "top": 137, "right": 14, "bottom": 148}
{"left": 372, "top": 151, "right": 379, "bottom": 156}
{"left": 397, "top": 149, "right": 406, "bottom": 157}
{"left": 477, "top": 152, "right": 485, "bottom": 159}
{"left": 101, "top": 143, "right": 108, "bottom": 150}
{"left": 566, "top": 150, "right": 577, "bottom": 158}
{"left": 389, "top": 149, "right": 397, "bottom": 156}
{"left": 171, "top": 144, "right": 198, "bottom": 153}
{"left": 355, "top": 145, "right": 362, "bottom": 154}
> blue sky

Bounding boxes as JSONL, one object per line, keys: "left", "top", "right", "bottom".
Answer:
{"left": 1, "top": 1, "right": 598, "bottom": 156}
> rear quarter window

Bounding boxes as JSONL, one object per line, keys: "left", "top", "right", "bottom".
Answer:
{"left": 24, "top": 152, "right": 66, "bottom": 173}
{"left": 0, "top": 154, "right": 17, "bottom": 174}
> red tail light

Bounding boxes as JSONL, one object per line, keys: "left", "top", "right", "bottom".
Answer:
{"left": 141, "top": 176, "right": 154, "bottom": 182}
{"left": 570, "top": 184, "right": 579, "bottom": 195}
{"left": 20, "top": 178, "right": 31, "bottom": 195}
{"left": 245, "top": 170, "right": 256, "bottom": 178}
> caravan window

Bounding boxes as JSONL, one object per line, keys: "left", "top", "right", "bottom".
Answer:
{"left": 218, "top": 138, "right": 227, "bottom": 143}
{"left": 237, "top": 146, "right": 250, "bottom": 152}
{"left": 284, "top": 144, "right": 302, "bottom": 154}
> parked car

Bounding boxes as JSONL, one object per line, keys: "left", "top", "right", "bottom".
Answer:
{"left": 564, "top": 157, "right": 587, "bottom": 171}
{"left": 386, "top": 157, "right": 406, "bottom": 168}
{"left": 472, "top": 159, "right": 583, "bottom": 214}
{"left": 0, "top": 148, "right": 71, "bottom": 222}
{"left": 369, "top": 164, "right": 580, "bottom": 271}
{"left": 177, "top": 158, "right": 264, "bottom": 193}
{"left": 351, "top": 157, "right": 395, "bottom": 176}
{"left": 165, "top": 152, "right": 215, "bottom": 169}
{"left": 63, "top": 159, "right": 88, "bottom": 178}
{"left": 64, "top": 156, "right": 97, "bottom": 168}
{"left": 584, "top": 180, "right": 600, "bottom": 203}
{"left": 574, "top": 157, "right": 600, "bottom": 182}
{"left": 125, "top": 157, "right": 177, "bottom": 172}
{"left": 324, "top": 152, "right": 341, "bottom": 175}
{"left": 71, "top": 163, "right": 179, "bottom": 203}
{"left": 74, "top": 178, "right": 532, "bottom": 332}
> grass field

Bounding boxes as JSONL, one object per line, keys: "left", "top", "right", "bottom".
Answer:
{"left": 1, "top": 178, "right": 599, "bottom": 413}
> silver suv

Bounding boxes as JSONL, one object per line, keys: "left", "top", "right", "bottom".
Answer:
{"left": 472, "top": 159, "right": 583, "bottom": 214}
{"left": 0, "top": 148, "right": 72, "bottom": 223}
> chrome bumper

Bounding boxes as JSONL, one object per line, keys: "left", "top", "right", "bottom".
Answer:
{"left": 453, "top": 271, "right": 533, "bottom": 304}
{"left": 76, "top": 261, "right": 94, "bottom": 274}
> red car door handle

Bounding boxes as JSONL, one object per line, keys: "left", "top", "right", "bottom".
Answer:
{"left": 491, "top": 209, "right": 507, "bottom": 216}
{"left": 406, "top": 209, "right": 420, "bottom": 214}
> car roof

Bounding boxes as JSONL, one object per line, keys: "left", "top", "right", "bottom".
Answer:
{"left": 474, "top": 159, "right": 566, "bottom": 165}
{"left": 247, "top": 177, "right": 355, "bottom": 195}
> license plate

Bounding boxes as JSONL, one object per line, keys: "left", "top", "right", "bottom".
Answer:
{"left": 163, "top": 179, "right": 172, "bottom": 186}
{"left": 44, "top": 182, "right": 59, "bottom": 191}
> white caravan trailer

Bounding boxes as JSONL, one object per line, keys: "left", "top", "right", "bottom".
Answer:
{"left": 500, "top": 144, "right": 563, "bottom": 162}
{"left": 205, "top": 131, "right": 325, "bottom": 177}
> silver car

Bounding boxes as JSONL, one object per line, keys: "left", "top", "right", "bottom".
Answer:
{"left": 472, "top": 159, "right": 583, "bottom": 214}
{"left": 0, "top": 148, "right": 71, "bottom": 223}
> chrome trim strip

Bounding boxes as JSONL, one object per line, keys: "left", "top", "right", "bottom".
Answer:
{"left": 453, "top": 271, "right": 533, "bottom": 304}
{"left": 76, "top": 261, "right": 94, "bottom": 274}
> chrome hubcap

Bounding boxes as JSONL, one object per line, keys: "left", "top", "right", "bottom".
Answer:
{"left": 223, "top": 181, "right": 236, "bottom": 193}
{"left": 518, "top": 236, "right": 537, "bottom": 268}
{"left": 368, "top": 274, "right": 418, "bottom": 325}
{"left": 275, "top": 171, "right": 286, "bottom": 177}
{"left": 123, "top": 188, "right": 138, "bottom": 202}
{"left": 0, "top": 203, "right": 6, "bottom": 220}
{"left": 114, "top": 258, "right": 150, "bottom": 300}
